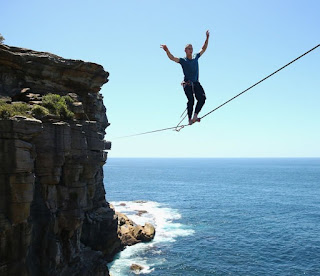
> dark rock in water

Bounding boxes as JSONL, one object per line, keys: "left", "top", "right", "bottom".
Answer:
{"left": 139, "top": 223, "right": 156, "bottom": 242}
{"left": 117, "top": 213, "right": 156, "bottom": 246}
{"left": 136, "top": 210, "right": 148, "bottom": 216}
{"left": 134, "top": 200, "right": 148, "bottom": 203}
{"left": 130, "top": 263, "right": 144, "bottom": 272}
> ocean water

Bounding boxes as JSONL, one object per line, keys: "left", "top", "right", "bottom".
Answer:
{"left": 103, "top": 158, "right": 320, "bottom": 275}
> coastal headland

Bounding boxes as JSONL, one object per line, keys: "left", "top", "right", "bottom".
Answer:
{"left": 0, "top": 44, "right": 155, "bottom": 276}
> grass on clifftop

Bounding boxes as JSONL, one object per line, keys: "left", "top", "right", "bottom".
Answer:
{"left": 42, "top": 94, "right": 74, "bottom": 120}
{"left": 31, "top": 105, "right": 50, "bottom": 117}
{"left": 0, "top": 100, "right": 32, "bottom": 119}
{"left": 0, "top": 94, "right": 75, "bottom": 120}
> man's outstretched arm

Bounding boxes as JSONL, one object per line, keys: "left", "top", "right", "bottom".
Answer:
{"left": 200, "top": 30, "right": 210, "bottom": 56}
{"left": 160, "top": 44, "right": 180, "bottom": 63}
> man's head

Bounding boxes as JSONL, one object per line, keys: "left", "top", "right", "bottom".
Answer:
{"left": 185, "top": 44, "right": 193, "bottom": 57}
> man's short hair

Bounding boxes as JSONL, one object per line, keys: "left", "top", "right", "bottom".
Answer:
{"left": 185, "top": 44, "right": 193, "bottom": 50}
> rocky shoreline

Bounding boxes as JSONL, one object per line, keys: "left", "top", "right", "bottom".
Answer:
{"left": 0, "top": 44, "right": 155, "bottom": 275}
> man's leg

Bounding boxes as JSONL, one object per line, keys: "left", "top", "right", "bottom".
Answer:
{"left": 184, "top": 85, "right": 194, "bottom": 124}
{"left": 193, "top": 83, "right": 206, "bottom": 122}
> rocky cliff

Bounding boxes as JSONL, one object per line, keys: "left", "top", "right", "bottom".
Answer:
{"left": 0, "top": 44, "right": 154, "bottom": 276}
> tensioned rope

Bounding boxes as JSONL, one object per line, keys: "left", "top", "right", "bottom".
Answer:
{"left": 114, "top": 44, "right": 320, "bottom": 139}
{"left": 200, "top": 44, "right": 320, "bottom": 120}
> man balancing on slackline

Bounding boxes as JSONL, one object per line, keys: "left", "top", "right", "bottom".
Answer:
{"left": 161, "top": 30, "right": 210, "bottom": 125}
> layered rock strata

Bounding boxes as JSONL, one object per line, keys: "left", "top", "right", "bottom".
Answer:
{"left": 0, "top": 45, "right": 155, "bottom": 276}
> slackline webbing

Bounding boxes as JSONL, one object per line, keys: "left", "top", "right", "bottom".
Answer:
{"left": 114, "top": 44, "right": 320, "bottom": 139}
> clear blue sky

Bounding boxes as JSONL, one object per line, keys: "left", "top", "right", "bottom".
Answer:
{"left": 2, "top": 0, "right": 319, "bottom": 157}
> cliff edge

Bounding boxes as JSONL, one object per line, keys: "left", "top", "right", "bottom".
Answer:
{"left": 0, "top": 44, "right": 154, "bottom": 276}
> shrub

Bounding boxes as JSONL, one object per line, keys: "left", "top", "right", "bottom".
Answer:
{"left": 0, "top": 33, "right": 4, "bottom": 44}
{"left": 0, "top": 94, "right": 75, "bottom": 120}
{"left": 63, "top": 95, "right": 74, "bottom": 105}
{"left": 0, "top": 102, "right": 31, "bottom": 119}
{"left": 31, "top": 105, "right": 49, "bottom": 118}
{"left": 42, "top": 94, "right": 74, "bottom": 120}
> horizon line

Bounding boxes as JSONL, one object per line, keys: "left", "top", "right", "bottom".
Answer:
{"left": 106, "top": 156, "right": 320, "bottom": 159}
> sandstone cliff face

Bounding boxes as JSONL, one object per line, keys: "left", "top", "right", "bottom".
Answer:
{"left": 0, "top": 45, "right": 153, "bottom": 276}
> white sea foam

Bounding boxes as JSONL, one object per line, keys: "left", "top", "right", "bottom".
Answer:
{"left": 108, "top": 200, "right": 194, "bottom": 275}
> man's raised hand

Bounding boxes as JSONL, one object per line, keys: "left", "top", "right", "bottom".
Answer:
{"left": 160, "top": 44, "right": 168, "bottom": 52}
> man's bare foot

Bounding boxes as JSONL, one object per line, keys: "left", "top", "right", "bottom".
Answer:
{"left": 192, "top": 114, "right": 200, "bottom": 123}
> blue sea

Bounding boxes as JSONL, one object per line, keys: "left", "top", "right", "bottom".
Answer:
{"left": 103, "top": 158, "right": 320, "bottom": 275}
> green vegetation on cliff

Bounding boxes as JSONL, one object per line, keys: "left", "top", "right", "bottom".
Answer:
{"left": 31, "top": 104, "right": 50, "bottom": 117}
{"left": 0, "top": 94, "right": 75, "bottom": 120}
{"left": 41, "top": 94, "right": 75, "bottom": 120}
{"left": 0, "top": 33, "right": 4, "bottom": 44}
{"left": 0, "top": 100, "right": 32, "bottom": 118}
